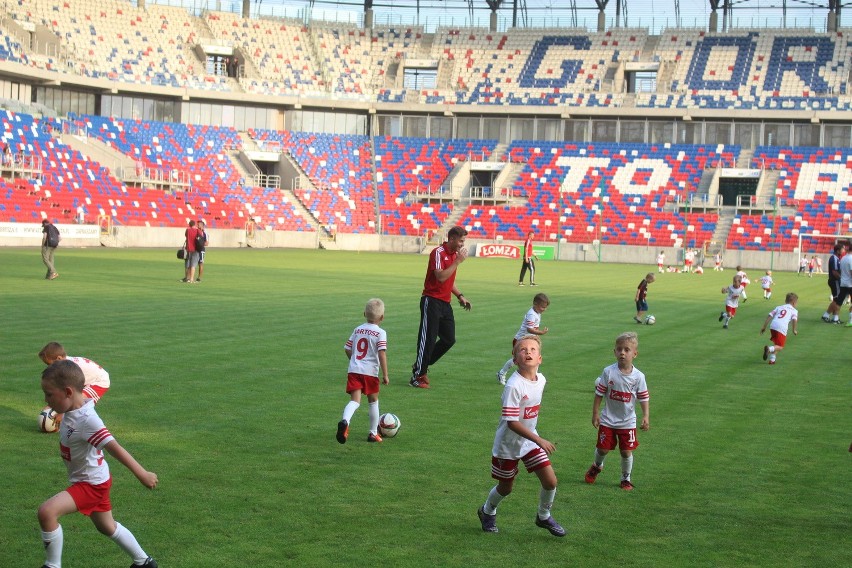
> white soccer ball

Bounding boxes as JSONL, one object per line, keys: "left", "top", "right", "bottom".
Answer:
{"left": 39, "top": 406, "right": 60, "bottom": 433}
{"left": 644, "top": 315, "right": 656, "bottom": 325}
{"left": 378, "top": 413, "right": 401, "bottom": 438}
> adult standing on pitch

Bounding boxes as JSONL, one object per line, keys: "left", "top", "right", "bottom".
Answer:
{"left": 410, "top": 226, "right": 472, "bottom": 389}
{"left": 182, "top": 220, "right": 200, "bottom": 283}
{"left": 41, "top": 219, "right": 60, "bottom": 280}
{"left": 196, "top": 220, "right": 208, "bottom": 282}
{"left": 822, "top": 242, "right": 847, "bottom": 324}
{"left": 518, "top": 231, "right": 537, "bottom": 286}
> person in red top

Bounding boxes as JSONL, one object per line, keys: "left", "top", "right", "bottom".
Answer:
{"left": 518, "top": 231, "right": 537, "bottom": 286}
{"left": 410, "top": 226, "right": 472, "bottom": 388}
{"left": 182, "top": 220, "right": 200, "bottom": 283}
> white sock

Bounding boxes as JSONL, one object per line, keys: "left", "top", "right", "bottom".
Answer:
{"left": 110, "top": 522, "right": 148, "bottom": 564}
{"left": 823, "top": 312, "right": 830, "bottom": 319}
{"left": 368, "top": 401, "right": 380, "bottom": 435}
{"left": 538, "top": 488, "right": 556, "bottom": 519}
{"left": 342, "top": 401, "right": 360, "bottom": 424}
{"left": 42, "top": 525, "right": 63, "bottom": 568}
{"left": 594, "top": 448, "right": 606, "bottom": 468}
{"left": 483, "top": 485, "right": 506, "bottom": 515}
{"left": 621, "top": 455, "right": 634, "bottom": 481}
{"left": 499, "top": 358, "right": 513, "bottom": 375}
{"left": 768, "top": 346, "right": 776, "bottom": 353}
{"left": 769, "top": 355, "right": 777, "bottom": 363}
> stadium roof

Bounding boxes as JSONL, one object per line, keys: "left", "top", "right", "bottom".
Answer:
{"left": 186, "top": 0, "right": 845, "bottom": 33}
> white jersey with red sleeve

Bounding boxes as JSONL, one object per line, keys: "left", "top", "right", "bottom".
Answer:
{"left": 724, "top": 284, "right": 744, "bottom": 308}
{"left": 513, "top": 307, "right": 542, "bottom": 340}
{"left": 59, "top": 399, "right": 114, "bottom": 484}
{"left": 768, "top": 303, "right": 798, "bottom": 335}
{"left": 760, "top": 275, "right": 773, "bottom": 290}
{"left": 345, "top": 323, "right": 387, "bottom": 378}
{"left": 594, "top": 363, "right": 649, "bottom": 429}
{"left": 68, "top": 356, "right": 110, "bottom": 390}
{"left": 492, "top": 371, "right": 546, "bottom": 459}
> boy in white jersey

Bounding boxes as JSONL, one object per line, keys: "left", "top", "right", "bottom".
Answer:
{"left": 337, "top": 298, "right": 389, "bottom": 444}
{"left": 761, "top": 292, "right": 799, "bottom": 365}
{"left": 38, "top": 360, "right": 158, "bottom": 568}
{"left": 760, "top": 270, "right": 774, "bottom": 300}
{"left": 584, "top": 332, "right": 650, "bottom": 491}
{"left": 39, "top": 342, "right": 110, "bottom": 405}
{"left": 719, "top": 274, "right": 744, "bottom": 329}
{"left": 656, "top": 251, "right": 665, "bottom": 273}
{"left": 496, "top": 293, "right": 550, "bottom": 385}
{"left": 735, "top": 266, "right": 750, "bottom": 301}
{"left": 478, "top": 335, "right": 566, "bottom": 537}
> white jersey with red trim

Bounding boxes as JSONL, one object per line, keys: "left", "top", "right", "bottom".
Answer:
{"left": 58, "top": 399, "right": 114, "bottom": 484}
{"left": 760, "top": 275, "right": 773, "bottom": 290}
{"left": 68, "top": 356, "right": 110, "bottom": 389}
{"left": 768, "top": 303, "right": 798, "bottom": 335}
{"left": 513, "top": 307, "right": 542, "bottom": 341}
{"left": 724, "top": 284, "right": 744, "bottom": 308}
{"left": 345, "top": 323, "right": 387, "bottom": 377}
{"left": 492, "top": 371, "right": 546, "bottom": 459}
{"left": 594, "top": 363, "right": 649, "bottom": 429}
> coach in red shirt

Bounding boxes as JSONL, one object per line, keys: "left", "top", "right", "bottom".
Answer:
{"left": 410, "top": 226, "right": 472, "bottom": 389}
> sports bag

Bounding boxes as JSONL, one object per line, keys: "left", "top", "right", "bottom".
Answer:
{"left": 177, "top": 248, "right": 186, "bottom": 260}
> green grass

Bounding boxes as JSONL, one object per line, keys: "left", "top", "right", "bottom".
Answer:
{"left": 1, "top": 247, "right": 850, "bottom": 567}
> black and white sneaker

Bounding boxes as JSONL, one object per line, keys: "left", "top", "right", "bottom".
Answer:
{"left": 132, "top": 557, "right": 158, "bottom": 568}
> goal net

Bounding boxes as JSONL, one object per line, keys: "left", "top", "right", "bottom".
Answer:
{"left": 796, "top": 232, "right": 851, "bottom": 255}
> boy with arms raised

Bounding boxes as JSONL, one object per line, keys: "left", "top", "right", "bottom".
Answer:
{"left": 477, "top": 335, "right": 566, "bottom": 537}
{"left": 38, "top": 360, "right": 158, "bottom": 568}
{"left": 584, "top": 332, "right": 650, "bottom": 491}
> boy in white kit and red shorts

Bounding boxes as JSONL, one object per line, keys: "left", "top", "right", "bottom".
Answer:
{"left": 761, "top": 292, "right": 799, "bottom": 365}
{"left": 496, "top": 293, "right": 550, "bottom": 385}
{"left": 477, "top": 335, "right": 566, "bottom": 537}
{"left": 719, "top": 274, "right": 744, "bottom": 329}
{"left": 39, "top": 342, "right": 111, "bottom": 425}
{"left": 337, "top": 298, "right": 390, "bottom": 444}
{"left": 584, "top": 332, "right": 650, "bottom": 491}
{"left": 38, "top": 359, "right": 158, "bottom": 568}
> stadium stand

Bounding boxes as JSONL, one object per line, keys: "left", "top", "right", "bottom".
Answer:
{"left": 458, "top": 141, "right": 737, "bottom": 245}
{"left": 1, "top": 2, "right": 851, "bottom": 253}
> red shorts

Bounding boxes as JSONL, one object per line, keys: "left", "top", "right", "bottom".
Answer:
{"left": 345, "top": 372, "right": 380, "bottom": 395}
{"left": 596, "top": 425, "right": 639, "bottom": 451}
{"left": 490, "top": 447, "right": 551, "bottom": 480}
{"left": 83, "top": 385, "right": 108, "bottom": 403}
{"left": 726, "top": 306, "right": 737, "bottom": 317}
{"left": 67, "top": 477, "right": 112, "bottom": 516}
{"left": 770, "top": 329, "right": 787, "bottom": 347}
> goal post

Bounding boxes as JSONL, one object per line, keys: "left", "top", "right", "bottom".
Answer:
{"left": 796, "top": 232, "right": 852, "bottom": 255}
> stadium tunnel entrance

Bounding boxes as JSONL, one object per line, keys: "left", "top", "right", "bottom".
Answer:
{"left": 719, "top": 176, "right": 758, "bottom": 206}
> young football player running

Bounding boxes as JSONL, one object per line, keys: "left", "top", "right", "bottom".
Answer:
{"left": 719, "top": 274, "right": 745, "bottom": 329}
{"left": 761, "top": 292, "right": 799, "bottom": 365}
{"left": 496, "top": 293, "right": 550, "bottom": 385}
{"left": 38, "top": 360, "right": 158, "bottom": 568}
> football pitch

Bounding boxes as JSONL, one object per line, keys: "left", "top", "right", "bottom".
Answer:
{"left": 1, "top": 247, "right": 850, "bottom": 567}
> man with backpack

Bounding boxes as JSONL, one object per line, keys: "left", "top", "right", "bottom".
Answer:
{"left": 41, "top": 219, "right": 60, "bottom": 280}
{"left": 182, "top": 220, "right": 201, "bottom": 283}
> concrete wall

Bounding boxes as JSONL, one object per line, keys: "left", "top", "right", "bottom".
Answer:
{"left": 0, "top": 224, "right": 808, "bottom": 272}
